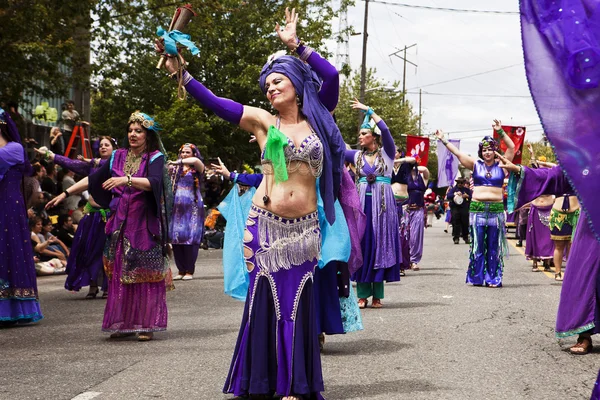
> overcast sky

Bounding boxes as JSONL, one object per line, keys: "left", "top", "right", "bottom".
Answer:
{"left": 327, "top": 0, "right": 541, "bottom": 155}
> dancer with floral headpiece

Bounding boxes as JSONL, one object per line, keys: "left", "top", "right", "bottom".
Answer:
{"left": 167, "top": 143, "right": 205, "bottom": 281}
{"left": 47, "top": 111, "right": 172, "bottom": 341}
{"left": 0, "top": 108, "right": 43, "bottom": 325}
{"left": 435, "top": 119, "right": 515, "bottom": 287}
{"left": 345, "top": 100, "right": 402, "bottom": 308}
{"left": 157, "top": 7, "right": 353, "bottom": 399}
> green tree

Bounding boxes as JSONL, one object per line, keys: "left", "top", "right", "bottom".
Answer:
{"left": 0, "top": 0, "right": 95, "bottom": 105}
{"left": 336, "top": 68, "right": 421, "bottom": 148}
{"left": 90, "top": 0, "right": 339, "bottom": 168}
{"left": 520, "top": 139, "right": 557, "bottom": 165}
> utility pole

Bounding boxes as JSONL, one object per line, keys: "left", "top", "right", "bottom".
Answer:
{"left": 419, "top": 88, "right": 422, "bottom": 136}
{"left": 359, "top": 0, "right": 369, "bottom": 104}
{"left": 389, "top": 43, "right": 417, "bottom": 105}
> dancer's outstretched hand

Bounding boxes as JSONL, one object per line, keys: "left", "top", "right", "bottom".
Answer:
{"left": 351, "top": 98, "right": 369, "bottom": 112}
{"left": 276, "top": 7, "right": 299, "bottom": 50}
{"left": 492, "top": 119, "right": 502, "bottom": 131}
{"left": 46, "top": 193, "right": 65, "bottom": 210}
{"left": 496, "top": 151, "right": 520, "bottom": 173}
{"left": 211, "top": 162, "right": 231, "bottom": 180}
{"left": 154, "top": 38, "right": 184, "bottom": 74}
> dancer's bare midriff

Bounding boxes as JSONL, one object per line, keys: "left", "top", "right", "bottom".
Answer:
{"left": 472, "top": 186, "right": 503, "bottom": 203}
{"left": 254, "top": 161, "right": 318, "bottom": 218}
{"left": 532, "top": 194, "right": 554, "bottom": 208}
{"left": 392, "top": 182, "right": 408, "bottom": 198}
{"left": 553, "top": 195, "right": 579, "bottom": 213}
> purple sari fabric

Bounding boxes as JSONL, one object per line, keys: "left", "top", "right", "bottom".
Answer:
{"left": 54, "top": 155, "right": 109, "bottom": 292}
{"left": 509, "top": 166, "right": 600, "bottom": 337}
{"left": 520, "top": 0, "right": 600, "bottom": 240}
{"left": 525, "top": 204, "right": 555, "bottom": 260}
{"left": 0, "top": 143, "right": 42, "bottom": 323}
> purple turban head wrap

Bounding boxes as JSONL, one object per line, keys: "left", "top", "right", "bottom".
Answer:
{"left": 259, "top": 54, "right": 345, "bottom": 224}
{"left": 0, "top": 107, "right": 32, "bottom": 177}
{"left": 478, "top": 135, "right": 498, "bottom": 159}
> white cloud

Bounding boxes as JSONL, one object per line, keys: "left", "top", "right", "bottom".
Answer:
{"left": 330, "top": 0, "right": 543, "bottom": 156}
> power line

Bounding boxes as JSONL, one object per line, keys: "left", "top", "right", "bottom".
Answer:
{"left": 406, "top": 91, "right": 532, "bottom": 98}
{"left": 367, "top": 0, "right": 519, "bottom": 15}
{"left": 409, "top": 63, "right": 522, "bottom": 90}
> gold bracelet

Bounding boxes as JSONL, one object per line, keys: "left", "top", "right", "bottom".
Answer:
{"left": 127, "top": 174, "right": 132, "bottom": 187}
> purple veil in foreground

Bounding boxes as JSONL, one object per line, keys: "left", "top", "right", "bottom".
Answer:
{"left": 520, "top": 0, "right": 600, "bottom": 238}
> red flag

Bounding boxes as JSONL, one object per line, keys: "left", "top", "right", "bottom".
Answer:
{"left": 494, "top": 125, "right": 526, "bottom": 164}
{"left": 406, "top": 135, "right": 429, "bottom": 166}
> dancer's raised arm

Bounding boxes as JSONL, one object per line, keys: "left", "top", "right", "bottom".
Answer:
{"left": 352, "top": 99, "right": 395, "bottom": 158}
{"left": 493, "top": 119, "right": 515, "bottom": 162}
{"left": 277, "top": 8, "right": 339, "bottom": 112}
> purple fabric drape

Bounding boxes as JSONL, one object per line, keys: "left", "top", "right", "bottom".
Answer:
{"left": 437, "top": 139, "right": 460, "bottom": 187}
{"left": 520, "top": 0, "right": 600, "bottom": 239}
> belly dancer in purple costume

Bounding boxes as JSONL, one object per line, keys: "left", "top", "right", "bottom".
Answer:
{"left": 524, "top": 194, "right": 554, "bottom": 272}
{"left": 0, "top": 108, "right": 43, "bottom": 325}
{"left": 167, "top": 143, "right": 205, "bottom": 281}
{"left": 345, "top": 101, "right": 402, "bottom": 308}
{"left": 36, "top": 136, "right": 117, "bottom": 298}
{"left": 406, "top": 158, "right": 430, "bottom": 271}
{"left": 158, "top": 8, "right": 345, "bottom": 398}
{"left": 47, "top": 112, "right": 171, "bottom": 341}
{"left": 435, "top": 121, "right": 515, "bottom": 287}
{"left": 392, "top": 147, "right": 413, "bottom": 276}
{"left": 519, "top": 0, "right": 600, "bottom": 355}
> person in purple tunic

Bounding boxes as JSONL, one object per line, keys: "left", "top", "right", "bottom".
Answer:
{"left": 435, "top": 120, "right": 515, "bottom": 287}
{"left": 158, "top": 8, "right": 345, "bottom": 399}
{"left": 525, "top": 194, "right": 555, "bottom": 272}
{"left": 406, "top": 158, "right": 430, "bottom": 271}
{"left": 501, "top": 158, "right": 599, "bottom": 355}
{"left": 46, "top": 112, "right": 171, "bottom": 341}
{"left": 345, "top": 101, "right": 402, "bottom": 308}
{"left": 167, "top": 143, "right": 205, "bottom": 281}
{"left": 36, "top": 136, "right": 117, "bottom": 298}
{"left": 0, "top": 108, "right": 43, "bottom": 325}
{"left": 392, "top": 148, "right": 413, "bottom": 276}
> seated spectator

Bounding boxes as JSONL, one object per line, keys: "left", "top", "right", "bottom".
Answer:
{"left": 40, "top": 162, "right": 58, "bottom": 196}
{"left": 71, "top": 199, "right": 87, "bottom": 224}
{"left": 53, "top": 214, "right": 75, "bottom": 248}
{"left": 33, "top": 191, "right": 51, "bottom": 219}
{"left": 60, "top": 169, "right": 81, "bottom": 211}
{"left": 40, "top": 218, "right": 69, "bottom": 257}
{"left": 30, "top": 217, "right": 67, "bottom": 267}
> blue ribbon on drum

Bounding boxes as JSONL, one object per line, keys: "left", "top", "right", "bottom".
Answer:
{"left": 156, "top": 27, "right": 200, "bottom": 56}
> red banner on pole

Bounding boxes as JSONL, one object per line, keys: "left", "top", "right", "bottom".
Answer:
{"left": 406, "top": 135, "right": 430, "bottom": 166}
{"left": 494, "top": 125, "right": 526, "bottom": 164}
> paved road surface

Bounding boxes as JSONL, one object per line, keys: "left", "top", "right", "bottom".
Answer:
{"left": 1, "top": 220, "right": 597, "bottom": 399}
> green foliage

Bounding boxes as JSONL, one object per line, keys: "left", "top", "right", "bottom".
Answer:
{"left": 90, "top": 0, "right": 337, "bottom": 169}
{"left": 520, "top": 139, "right": 557, "bottom": 165}
{"left": 0, "top": 0, "right": 95, "bottom": 104}
{"left": 335, "top": 69, "right": 421, "bottom": 149}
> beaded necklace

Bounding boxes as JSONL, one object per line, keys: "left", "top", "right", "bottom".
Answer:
{"left": 124, "top": 150, "right": 143, "bottom": 175}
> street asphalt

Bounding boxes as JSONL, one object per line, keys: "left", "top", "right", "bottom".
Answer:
{"left": 1, "top": 218, "right": 597, "bottom": 400}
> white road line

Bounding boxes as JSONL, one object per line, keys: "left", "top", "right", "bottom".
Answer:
{"left": 71, "top": 392, "right": 102, "bottom": 400}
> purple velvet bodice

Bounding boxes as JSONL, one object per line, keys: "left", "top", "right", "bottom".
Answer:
{"left": 407, "top": 168, "right": 426, "bottom": 206}
{"left": 473, "top": 160, "right": 504, "bottom": 188}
